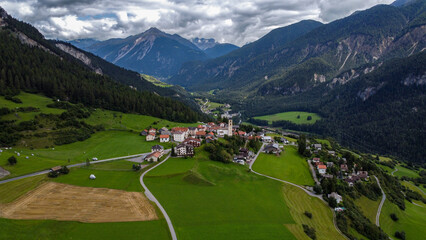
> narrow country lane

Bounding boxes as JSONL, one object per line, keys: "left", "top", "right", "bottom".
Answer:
{"left": 0, "top": 151, "right": 156, "bottom": 185}
{"left": 249, "top": 143, "right": 349, "bottom": 240}
{"left": 374, "top": 176, "right": 386, "bottom": 226}
{"left": 140, "top": 153, "right": 177, "bottom": 240}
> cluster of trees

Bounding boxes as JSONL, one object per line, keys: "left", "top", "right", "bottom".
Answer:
{"left": 0, "top": 29, "right": 204, "bottom": 123}
{"left": 48, "top": 166, "right": 69, "bottom": 178}
{"left": 302, "top": 224, "right": 316, "bottom": 240}
{"left": 204, "top": 135, "right": 245, "bottom": 163}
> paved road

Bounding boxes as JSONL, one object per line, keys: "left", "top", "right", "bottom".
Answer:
{"left": 391, "top": 167, "right": 398, "bottom": 176}
{"left": 0, "top": 151, "right": 154, "bottom": 185}
{"left": 374, "top": 176, "right": 386, "bottom": 226}
{"left": 307, "top": 160, "right": 320, "bottom": 185}
{"left": 249, "top": 144, "right": 348, "bottom": 240}
{"left": 140, "top": 154, "right": 177, "bottom": 240}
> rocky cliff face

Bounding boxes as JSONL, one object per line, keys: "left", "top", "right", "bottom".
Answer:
{"left": 56, "top": 43, "right": 103, "bottom": 74}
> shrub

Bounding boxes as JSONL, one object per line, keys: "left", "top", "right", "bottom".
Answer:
{"left": 390, "top": 213, "right": 399, "bottom": 221}
{"left": 60, "top": 166, "right": 70, "bottom": 174}
{"left": 302, "top": 224, "right": 316, "bottom": 240}
{"left": 132, "top": 164, "right": 141, "bottom": 171}
{"left": 394, "top": 231, "right": 405, "bottom": 240}
{"left": 313, "top": 184, "right": 322, "bottom": 194}
{"left": 8, "top": 156, "right": 17, "bottom": 165}
{"left": 304, "top": 211, "right": 313, "bottom": 219}
{"left": 307, "top": 116, "right": 312, "bottom": 121}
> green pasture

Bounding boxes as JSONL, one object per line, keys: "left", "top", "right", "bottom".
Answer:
{"left": 379, "top": 200, "right": 426, "bottom": 240}
{"left": 145, "top": 151, "right": 297, "bottom": 239}
{"left": 142, "top": 74, "right": 172, "bottom": 87}
{"left": 282, "top": 184, "right": 345, "bottom": 240}
{"left": 85, "top": 109, "right": 197, "bottom": 131}
{"left": 253, "top": 146, "right": 315, "bottom": 186}
{"left": 393, "top": 165, "right": 419, "bottom": 178}
{"left": 0, "top": 92, "right": 65, "bottom": 123}
{"left": 0, "top": 131, "right": 166, "bottom": 178}
{"left": 354, "top": 196, "right": 381, "bottom": 223}
{"left": 315, "top": 139, "right": 331, "bottom": 148}
{"left": 253, "top": 111, "right": 321, "bottom": 125}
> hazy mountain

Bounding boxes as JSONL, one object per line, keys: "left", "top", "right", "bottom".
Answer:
{"left": 68, "top": 38, "right": 100, "bottom": 49}
{"left": 74, "top": 27, "right": 208, "bottom": 79}
{"left": 204, "top": 43, "right": 239, "bottom": 58}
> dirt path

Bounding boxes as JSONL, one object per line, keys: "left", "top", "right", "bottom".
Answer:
{"left": 1, "top": 182, "right": 157, "bottom": 222}
{"left": 374, "top": 176, "right": 386, "bottom": 227}
{"left": 140, "top": 153, "right": 177, "bottom": 240}
{"left": 0, "top": 167, "right": 10, "bottom": 179}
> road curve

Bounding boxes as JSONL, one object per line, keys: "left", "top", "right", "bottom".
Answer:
{"left": 140, "top": 154, "right": 177, "bottom": 240}
{"left": 374, "top": 176, "right": 386, "bottom": 226}
{"left": 391, "top": 167, "right": 398, "bottom": 176}
{"left": 0, "top": 152, "right": 152, "bottom": 185}
{"left": 249, "top": 144, "right": 348, "bottom": 240}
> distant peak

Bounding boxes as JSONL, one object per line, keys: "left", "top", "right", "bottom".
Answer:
{"left": 145, "top": 27, "right": 163, "bottom": 34}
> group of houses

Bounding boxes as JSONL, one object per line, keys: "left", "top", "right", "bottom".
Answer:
{"left": 311, "top": 156, "right": 369, "bottom": 187}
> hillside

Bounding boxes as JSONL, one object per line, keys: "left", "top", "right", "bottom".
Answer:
{"left": 169, "top": 20, "right": 323, "bottom": 89}
{"left": 0, "top": 7, "right": 205, "bottom": 124}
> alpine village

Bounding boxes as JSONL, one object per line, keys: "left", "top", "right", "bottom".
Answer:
{"left": 0, "top": 0, "right": 425, "bottom": 240}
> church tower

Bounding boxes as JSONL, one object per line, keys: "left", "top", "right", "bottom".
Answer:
{"left": 228, "top": 119, "right": 233, "bottom": 136}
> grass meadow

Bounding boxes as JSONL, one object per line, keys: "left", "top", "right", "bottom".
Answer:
{"left": 253, "top": 146, "right": 315, "bottom": 186}
{"left": 0, "top": 130, "right": 168, "bottom": 178}
{"left": 145, "top": 151, "right": 297, "bottom": 239}
{"left": 253, "top": 111, "right": 321, "bottom": 125}
{"left": 379, "top": 200, "right": 426, "bottom": 240}
{"left": 354, "top": 196, "right": 381, "bottom": 223}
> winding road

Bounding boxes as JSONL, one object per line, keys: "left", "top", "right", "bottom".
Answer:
{"left": 0, "top": 152, "right": 154, "bottom": 185}
{"left": 374, "top": 176, "right": 386, "bottom": 226}
{"left": 391, "top": 167, "right": 398, "bottom": 176}
{"left": 140, "top": 153, "right": 177, "bottom": 240}
{"left": 249, "top": 144, "right": 348, "bottom": 240}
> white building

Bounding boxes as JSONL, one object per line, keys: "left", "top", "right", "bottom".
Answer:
{"left": 160, "top": 135, "right": 170, "bottom": 142}
{"left": 262, "top": 136, "right": 272, "bottom": 143}
{"left": 173, "top": 131, "right": 186, "bottom": 142}
{"left": 328, "top": 192, "right": 343, "bottom": 204}
{"left": 217, "top": 128, "right": 229, "bottom": 137}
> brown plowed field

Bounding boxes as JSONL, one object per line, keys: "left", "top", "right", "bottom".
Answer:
{"left": 0, "top": 182, "right": 158, "bottom": 223}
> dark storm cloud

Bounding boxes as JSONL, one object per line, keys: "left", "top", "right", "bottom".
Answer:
{"left": 0, "top": 0, "right": 394, "bottom": 45}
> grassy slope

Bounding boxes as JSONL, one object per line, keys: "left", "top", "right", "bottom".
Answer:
{"left": 145, "top": 152, "right": 297, "bottom": 240}
{"left": 85, "top": 109, "right": 197, "bottom": 131}
{"left": 0, "top": 131, "right": 166, "bottom": 178}
{"left": 142, "top": 74, "right": 172, "bottom": 87}
{"left": 0, "top": 217, "right": 169, "bottom": 240}
{"left": 380, "top": 200, "right": 426, "bottom": 239}
{"left": 0, "top": 92, "right": 64, "bottom": 123}
{"left": 254, "top": 111, "right": 321, "bottom": 125}
{"left": 315, "top": 139, "right": 331, "bottom": 148}
{"left": 402, "top": 181, "right": 426, "bottom": 197}
{"left": 354, "top": 196, "right": 381, "bottom": 223}
{"left": 393, "top": 165, "right": 419, "bottom": 178}
{"left": 253, "top": 146, "right": 315, "bottom": 186}
{"left": 282, "top": 184, "right": 345, "bottom": 240}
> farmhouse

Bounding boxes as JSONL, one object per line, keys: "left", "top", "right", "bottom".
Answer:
{"left": 146, "top": 133, "right": 155, "bottom": 141}
{"left": 173, "top": 131, "right": 186, "bottom": 142}
{"left": 145, "top": 151, "right": 162, "bottom": 162}
{"left": 312, "top": 157, "right": 321, "bottom": 163}
{"left": 160, "top": 135, "right": 170, "bottom": 142}
{"left": 326, "top": 162, "right": 334, "bottom": 168}
{"left": 151, "top": 145, "right": 164, "bottom": 153}
{"left": 313, "top": 144, "right": 322, "bottom": 151}
{"left": 357, "top": 171, "right": 369, "bottom": 180}
{"left": 175, "top": 143, "right": 194, "bottom": 156}
{"left": 183, "top": 137, "right": 201, "bottom": 147}
{"left": 262, "top": 136, "right": 272, "bottom": 143}
{"left": 159, "top": 127, "right": 169, "bottom": 134}
{"left": 317, "top": 164, "right": 327, "bottom": 175}
{"left": 264, "top": 143, "right": 281, "bottom": 154}
{"left": 149, "top": 128, "right": 156, "bottom": 134}
{"left": 340, "top": 164, "right": 349, "bottom": 172}
{"left": 328, "top": 192, "right": 343, "bottom": 203}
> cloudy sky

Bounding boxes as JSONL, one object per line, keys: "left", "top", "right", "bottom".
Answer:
{"left": 0, "top": 0, "right": 394, "bottom": 46}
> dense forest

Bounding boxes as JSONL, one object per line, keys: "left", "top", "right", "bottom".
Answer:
{"left": 0, "top": 14, "right": 206, "bottom": 123}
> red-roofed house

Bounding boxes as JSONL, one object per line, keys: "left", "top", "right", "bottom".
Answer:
{"left": 183, "top": 137, "right": 201, "bottom": 147}
{"left": 146, "top": 133, "right": 155, "bottom": 141}
{"left": 317, "top": 164, "right": 327, "bottom": 174}
{"left": 145, "top": 151, "right": 162, "bottom": 162}
{"left": 160, "top": 135, "right": 170, "bottom": 142}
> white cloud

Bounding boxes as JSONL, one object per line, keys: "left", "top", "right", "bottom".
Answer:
{"left": 0, "top": 0, "right": 396, "bottom": 46}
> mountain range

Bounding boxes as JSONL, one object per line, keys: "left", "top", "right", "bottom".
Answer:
{"left": 69, "top": 30, "right": 238, "bottom": 79}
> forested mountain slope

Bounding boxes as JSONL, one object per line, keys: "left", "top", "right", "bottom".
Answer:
{"left": 0, "top": 7, "right": 205, "bottom": 123}
{"left": 171, "top": 1, "right": 425, "bottom": 92}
